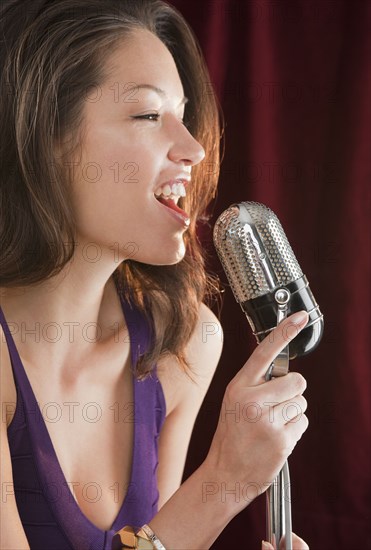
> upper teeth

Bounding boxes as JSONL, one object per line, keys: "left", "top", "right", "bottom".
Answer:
{"left": 154, "top": 181, "right": 187, "bottom": 203}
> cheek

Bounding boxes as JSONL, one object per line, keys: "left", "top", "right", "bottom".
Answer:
{"left": 69, "top": 143, "right": 161, "bottom": 243}
{"left": 87, "top": 136, "right": 159, "bottom": 191}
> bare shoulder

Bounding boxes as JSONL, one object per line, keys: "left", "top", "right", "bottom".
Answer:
{"left": 156, "top": 302, "right": 224, "bottom": 416}
{"left": 181, "top": 301, "right": 224, "bottom": 388}
{"left": 0, "top": 324, "right": 17, "bottom": 428}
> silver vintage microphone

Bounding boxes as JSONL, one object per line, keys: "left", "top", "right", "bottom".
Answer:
{"left": 213, "top": 201, "right": 324, "bottom": 549}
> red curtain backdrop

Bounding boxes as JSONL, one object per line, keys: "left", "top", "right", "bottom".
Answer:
{"left": 168, "top": 1, "right": 370, "bottom": 549}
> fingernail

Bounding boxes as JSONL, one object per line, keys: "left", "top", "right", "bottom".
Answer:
{"left": 262, "top": 542, "right": 270, "bottom": 549}
{"left": 289, "top": 310, "right": 308, "bottom": 326}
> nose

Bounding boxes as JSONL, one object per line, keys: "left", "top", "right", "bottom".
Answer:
{"left": 168, "top": 120, "right": 206, "bottom": 167}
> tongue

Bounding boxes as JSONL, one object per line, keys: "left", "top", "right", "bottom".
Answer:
{"left": 156, "top": 197, "right": 188, "bottom": 217}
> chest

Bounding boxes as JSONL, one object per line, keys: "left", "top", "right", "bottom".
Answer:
{"left": 8, "top": 349, "right": 137, "bottom": 531}
{"left": 3, "top": 324, "right": 173, "bottom": 532}
{"left": 51, "top": 375, "right": 135, "bottom": 530}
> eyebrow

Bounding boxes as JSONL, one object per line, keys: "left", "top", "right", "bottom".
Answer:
{"left": 120, "top": 83, "right": 188, "bottom": 105}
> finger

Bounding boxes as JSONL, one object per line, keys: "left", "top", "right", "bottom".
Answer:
{"left": 293, "top": 536, "right": 309, "bottom": 549}
{"left": 274, "top": 395, "right": 308, "bottom": 426}
{"left": 281, "top": 532, "right": 310, "bottom": 549}
{"left": 284, "top": 414, "right": 309, "bottom": 447}
{"left": 237, "top": 310, "right": 309, "bottom": 386}
{"left": 253, "top": 372, "right": 307, "bottom": 405}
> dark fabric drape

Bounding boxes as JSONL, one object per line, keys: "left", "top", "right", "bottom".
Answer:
{"left": 169, "top": 1, "right": 371, "bottom": 548}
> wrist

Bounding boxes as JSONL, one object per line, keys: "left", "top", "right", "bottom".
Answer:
{"left": 201, "top": 452, "right": 267, "bottom": 516}
{"left": 195, "top": 458, "right": 250, "bottom": 520}
{"left": 148, "top": 462, "right": 240, "bottom": 549}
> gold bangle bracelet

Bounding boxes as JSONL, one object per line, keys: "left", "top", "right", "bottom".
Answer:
{"left": 112, "top": 525, "right": 154, "bottom": 549}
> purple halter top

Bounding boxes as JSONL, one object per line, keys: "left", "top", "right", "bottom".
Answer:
{"left": 0, "top": 276, "right": 166, "bottom": 549}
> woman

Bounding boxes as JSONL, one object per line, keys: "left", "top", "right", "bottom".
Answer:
{"left": 0, "top": 1, "right": 309, "bottom": 548}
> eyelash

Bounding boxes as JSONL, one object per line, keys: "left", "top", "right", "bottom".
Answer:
{"left": 133, "top": 113, "right": 160, "bottom": 122}
{"left": 132, "top": 113, "right": 189, "bottom": 127}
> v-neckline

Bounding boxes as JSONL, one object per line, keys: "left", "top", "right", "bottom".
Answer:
{"left": 0, "top": 275, "right": 139, "bottom": 534}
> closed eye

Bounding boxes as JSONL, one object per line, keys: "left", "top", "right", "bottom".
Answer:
{"left": 132, "top": 112, "right": 190, "bottom": 129}
{"left": 132, "top": 113, "right": 160, "bottom": 121}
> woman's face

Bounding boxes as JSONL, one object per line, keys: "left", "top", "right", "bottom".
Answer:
{"left": 67, "top": 28, "right": 205, "bottom": 267}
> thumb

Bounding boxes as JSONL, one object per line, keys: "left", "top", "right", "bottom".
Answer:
{"left": 262, "top": 541, "right": 273, "bottom": 549}
{"left": 235, "top": 310, "right": 309, "bottom": 387}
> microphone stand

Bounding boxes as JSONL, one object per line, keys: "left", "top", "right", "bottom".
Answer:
{"left": 264, "top": 288, "right": 293, "bottom": 550}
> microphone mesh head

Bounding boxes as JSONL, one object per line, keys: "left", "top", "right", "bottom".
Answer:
{"left": 213, "top": 202, "right": 303, "bottom": 302}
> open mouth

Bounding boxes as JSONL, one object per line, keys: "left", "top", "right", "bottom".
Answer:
{"left": 154, "top": 180, "right": 190, "bottom": 226}
{"left": 155, "top": 196, "right": 188, "bottom": 216}
{"left": 155, "top": 195, "right": 190, "bottom": 226}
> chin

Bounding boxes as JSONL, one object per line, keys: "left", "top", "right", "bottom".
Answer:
{"left": 136, "top": 243, "right": 186, "bottom": 266}
{"left": 163, "top": 243, "right": 186, "bottom": 265}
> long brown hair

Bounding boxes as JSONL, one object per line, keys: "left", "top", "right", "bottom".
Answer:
{"left": 0, "top": 0, "right": 222, "bottom": 377}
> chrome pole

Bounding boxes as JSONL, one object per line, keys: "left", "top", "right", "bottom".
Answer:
{"left": 265, "top": 289, "right": 292, "bottom": 550}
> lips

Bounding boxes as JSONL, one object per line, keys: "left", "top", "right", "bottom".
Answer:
{"left": 155, "top": 196, "right": 186, "bottom": 214}
{"left": 155, "top": 195, "right": 190, "bottom": 226}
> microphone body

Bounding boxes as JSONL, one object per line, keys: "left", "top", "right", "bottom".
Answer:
{"left": 213, "top": 201, "right": 324, "bottom": 358}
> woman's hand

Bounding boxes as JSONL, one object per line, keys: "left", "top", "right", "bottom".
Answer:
{"left": 204, "top": 310, "right": 310, "bottom": 514}
{"left": 262, "top": 532, "right": 309, "bottom": 549}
